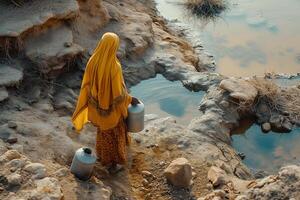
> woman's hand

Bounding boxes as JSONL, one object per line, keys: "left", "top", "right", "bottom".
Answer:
{"left": 131, "top": 97, "right": 140, "bottom": 106}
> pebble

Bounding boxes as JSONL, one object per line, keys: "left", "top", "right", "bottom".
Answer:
{"left": 159, "top": 161, "right": 166, "bottom": 166}
{"left": 220, "top": 100, "right": 229, "bottom": 108}
{"left": 134, "top": 138, "right": 142, "bottom": 144}
{"left": 6, "top": 137, "right": 18, "bottom": 144}
{"left": 147, "top": 144, "right": 159, "bottom": 148}
{"left": 7, "top": 158, "right": 26, "bottom": 171}
{"left": 238, "top": 152, "right": 246, "bottom": 160}
{"left": 261, "top": 122, "right": 271, "bottom": 133}
{"left": 142, "top": 179, "right": 149, "bottom": 186}
{"left": 206, "top": 183, "right": 213, "bottom": 190}
{"left": 24, "top": 163, "right": 47, "bottom": 179}
{"left": 141, "top": 171, "right": 152, "bottom": 177}
{"left": 64, "top": 42, "right": 72, "bottom": 47}
{"left": 7, "top": 122, "right": 17, "bottom": 129}
{"left": 139, "top": 187, "right": 149, "bottom": 192}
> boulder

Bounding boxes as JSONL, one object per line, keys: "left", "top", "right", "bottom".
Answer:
{"left": 0, "top": 65, "right": 23, "bottom": 87}
{"left": 30, "top": 177, "right": 63, "bottom": 200}
{"left": 164, "top": 157, "right": 193, "bottom": 188}
{"left": 24, "top": 163, "right": 47, "bottom": 179}
{"left": 220, "top": 78, "right": 258, "bottom": 103}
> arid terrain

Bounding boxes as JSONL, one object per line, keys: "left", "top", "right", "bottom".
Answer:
{"left": 0, "top": 0, "right": 300, "bottom": 199}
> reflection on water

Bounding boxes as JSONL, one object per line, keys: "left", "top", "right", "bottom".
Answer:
{"left": 130, "top": 75, "right": 204, "bottom": 125}
{"left": 232, "top": 124, "right": 300, "bottom": 173}
{"left": 155, "top": 0, "right": 300, "bottom": 76}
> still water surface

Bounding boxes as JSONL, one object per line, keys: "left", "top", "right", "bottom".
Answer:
{"left": 130, "top": 74, "right": 204, "bottom": 125}
{"left": 155, "top": 0, "right": 300, "bottom": 77}
{"left": 232, "top": 124, "right": 300, "bottom": 173}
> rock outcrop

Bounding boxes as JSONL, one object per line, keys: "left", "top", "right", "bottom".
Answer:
{"left": 0, "top": 0, "right": 79, "bottom": 38}
{"left": 220, "top": 78, "right": 258, "bottom": 103}
{"left": 236, "top": 165, "right": 300, "bottom": 199}
{"left": 24, "top": 24, "right": 84, "bottom": 75}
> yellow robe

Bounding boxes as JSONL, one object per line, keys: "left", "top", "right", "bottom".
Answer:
{"left": 72, "top": 33, "right": 132, "bottom": 131}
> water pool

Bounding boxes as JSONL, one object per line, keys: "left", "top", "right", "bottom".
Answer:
{"left": 155, "top": 0, "right": 300, "bottom": 77}
{"left": 131, "top": 75, "right": 300, "bottom": 172}
{"left": 232, "top": 124, "right": 300, "bottom": 173}
{"left": 130, "top": 74, "right": 205, "bottom": 125}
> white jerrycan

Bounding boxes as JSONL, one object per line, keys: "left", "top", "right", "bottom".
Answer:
{"left": 70, "top": 147, "right": 96, "bottom": 181}
{"left": 127, "top": 101, "right": 145, "bottom": 133}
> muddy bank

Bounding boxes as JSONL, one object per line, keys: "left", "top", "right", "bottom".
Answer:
{"left": 0, "top": 0, "right": 300, "bottom": 200}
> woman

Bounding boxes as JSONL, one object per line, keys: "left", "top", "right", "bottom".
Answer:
{"left": 72, "top": 32, "right": 139, "bottom": 173}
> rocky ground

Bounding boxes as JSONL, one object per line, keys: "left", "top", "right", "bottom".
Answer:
{"left": 1, "top": 0, "right": 300, "bottom": 200}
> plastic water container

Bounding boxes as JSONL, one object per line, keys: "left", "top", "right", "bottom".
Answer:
{"left": 127, "top": 101, "right": 145, "bottom": 133}
{"left": 70, "top": 147, "right": 96, "bottom": 181}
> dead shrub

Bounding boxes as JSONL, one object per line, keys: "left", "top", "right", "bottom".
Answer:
{"left": 185, "top": 0, "right": 226, "bottom": 17}
{"left": 249, "top": 78, "right": 300, "bottom": 121}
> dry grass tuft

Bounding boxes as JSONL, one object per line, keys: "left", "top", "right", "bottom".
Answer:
{"left": 185, "top": 0, "right": 226, "bottom": 17}
{"left": 249, "top": 78, "right": 300, "bottom": 121}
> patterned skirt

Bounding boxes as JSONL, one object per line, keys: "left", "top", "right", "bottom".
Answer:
{"left": 96, "top": 119, "right": 130, "bottom": 166}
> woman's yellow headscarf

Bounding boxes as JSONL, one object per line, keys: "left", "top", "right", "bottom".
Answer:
{"left": 72, "top": 33, "right": 132, "bottom": 131}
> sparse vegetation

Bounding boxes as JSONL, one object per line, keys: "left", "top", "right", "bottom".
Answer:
{"left": 250, "top": 78, "right": 300, "bottom": 121}
{"left": 185, "top": 0, "right": 226, "bottom": 18}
